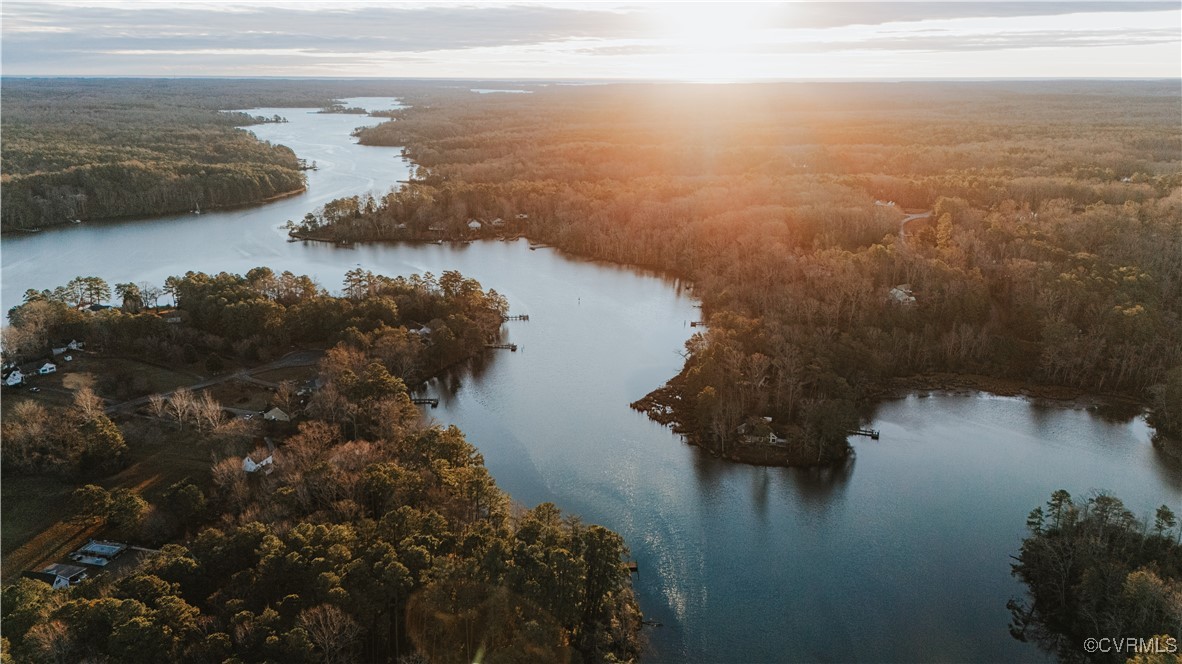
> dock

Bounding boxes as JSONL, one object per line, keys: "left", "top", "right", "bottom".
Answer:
{"left": 848, "top": 428, "right": 880, "bottom": 440}
{"left": 503, "top": 314, "right": 530, "bottom": 321}
{"left": 411, "top": 397, "right": 439, "bottom": 408}
{"left": 626, "top": 561, "right": 639, "bottom": 576}
{"left": 485, "top": 343, "right": 518, "bottom": 352}
{"left": 690, "top": 321, "right": 705, "bottom": 327}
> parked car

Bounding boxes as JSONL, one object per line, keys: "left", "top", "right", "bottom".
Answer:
{"left": 28, "top": 387, "right": 41, "bottom": 393}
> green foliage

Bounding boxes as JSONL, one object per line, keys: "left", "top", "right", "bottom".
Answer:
{"left": 1009, "top": 491, "right": 1182, "bottom": 662}
{"left": 0, "top": 80, "right": 321, "bottom": 229}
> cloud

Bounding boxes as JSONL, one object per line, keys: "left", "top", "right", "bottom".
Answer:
{"left": 755, "top": 2, "right": 1177, "bottom": 29}
{"left": 1, "top": 1, "right": 1177, "bottom": 77}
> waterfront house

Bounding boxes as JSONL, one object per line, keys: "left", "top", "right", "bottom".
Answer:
{"left": 468, "top": 219, "right": 483, "bottom": 230}
{"left": 38, "top": 362, "right": 57, "bottom": 375}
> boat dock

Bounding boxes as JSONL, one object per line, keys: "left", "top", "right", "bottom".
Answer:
{"left": 485, "top": 343, "right": 518, "bottom": 352}
{"left": 503, "top": 314, "right": 530, "bottom": 321}
{"left": 848, "top": 428, "right": 880, "bottom": 440}
{"left": 411, "top": 397, "right": 439, "bottom": 408}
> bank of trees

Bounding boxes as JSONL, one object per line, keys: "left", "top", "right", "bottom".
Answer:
{"left": 2, "top": 266, "right": 642, "bottom": 662}
{"left": 1009, "top": 491, "right": 1182, "bottom": 662}
{"left": 303, "top": 81, "right": 1182, "bottom": 464}
{"left": 4, "top": 268, "right": 508, "bottom": 386}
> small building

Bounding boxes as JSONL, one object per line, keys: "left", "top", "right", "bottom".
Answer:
{"left": 243, "top": 454, "right": 274, "bottom": 474}
{"left": 514, "top": 213, "right": 528, "bottom": 220}
{"left": 64, "top": 355, "right": 73, "bottom": 362}
{"left": 263, "top": 407, "right": 290, "bottom": 422}
{"left": 736, "top": 416, "right": 779, "bottom": 446}
{"left": 889, "top": 284, "right": 917, "bottom": 306}
{"left": 86, "top": 303, "right": 110, "bottom": 313}
{"left": 38, "top": 362, "right": 57, "bottom": 375}
{"left": 467, "top": 219, "right": 483, "bottom": 230}
{"left": 68, "top": 340, "right": 85, "bottom": 351}
{"left": 70, "top": 539, "right": 128, "bottom": 566}
{"left": 52, "top": 346, "right": 68, "bottom": 356}
{"left": 490, "top": 217, "right": 505, "bottom": 227}
{"left": 23, "top": 564, "right": 88, "bottom": 590}
{"left": 4, "top": 369, "right": 24, "bottom": 387}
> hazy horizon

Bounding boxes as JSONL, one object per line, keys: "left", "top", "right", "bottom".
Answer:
{"left": 3, "top": 1, "right": 1179, "bottom": 80}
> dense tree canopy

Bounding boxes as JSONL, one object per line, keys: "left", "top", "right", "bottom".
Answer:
{"left": 1009, "top": 491, "right": 1182, "bottom": 663}
{"left": 299, "top": 81, "right": 1182, "bottom": 464}
{"left": 1, "top": 266, "right": 641, "bottom": 662}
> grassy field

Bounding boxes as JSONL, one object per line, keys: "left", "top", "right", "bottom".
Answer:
{"left": 1, "top": 419, "right": 218, "bottom": 583}
{"left": 205, "top": 381, "right": 274, "bottom": 412}
{"left": 252, "top": 365, "right": 317, "bottom": 385}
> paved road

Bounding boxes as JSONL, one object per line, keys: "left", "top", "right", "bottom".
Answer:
{"left": 899, "top": 210, "right": 933, "bottom": 246}
{"left": 105, "top": 349, "right": 322, "bottom": 415}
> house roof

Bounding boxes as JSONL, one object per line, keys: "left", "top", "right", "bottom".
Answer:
{"left": 42, "top": 563, "right": 87, "bottom": 578}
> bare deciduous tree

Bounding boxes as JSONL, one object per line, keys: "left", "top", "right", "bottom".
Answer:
{"left": 73, "top": 386, "right": 105, "bottom": 422}
{"left": 298, "top": 604, "right": 361, "bottom": 664}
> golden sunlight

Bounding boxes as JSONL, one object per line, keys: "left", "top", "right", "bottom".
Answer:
{"left": 651, "top": 3, "right": 778, "bottom": 80}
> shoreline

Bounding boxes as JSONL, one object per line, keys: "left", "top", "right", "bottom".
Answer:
{"left": 2, "top": 185, "right": 308, "bottom": 234}
{"left": 633, "top": 369, "right": 1158, "bottom": 470}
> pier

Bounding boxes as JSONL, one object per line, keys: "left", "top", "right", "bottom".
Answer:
{"left": 485, "top": 343, "right": 518, "bottom": 352}
{"left": 411, "top": 397, "right": 439, "bottom": 408}
{"left": 503, "top": 314, "right": 530, "bottom": 321}
{"left": 690, "top": 321, "right": 705, "bottom": 327}
{"left": 848, "top": 428, "right": 880, "bottom": 440}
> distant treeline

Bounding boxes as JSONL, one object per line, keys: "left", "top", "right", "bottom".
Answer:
{"left": 1, "top": 78, "right": 427, "bottom": 230}
{"left": 298, "top": 81, "right": 1182, "bottom": 464}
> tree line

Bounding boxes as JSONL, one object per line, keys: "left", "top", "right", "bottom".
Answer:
{"left": 1, "top": 77, "right": 443, "bottom": 230}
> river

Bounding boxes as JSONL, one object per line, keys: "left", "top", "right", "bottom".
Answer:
{"left": 3, "top": 98, "right": 1179, "bottom": 663}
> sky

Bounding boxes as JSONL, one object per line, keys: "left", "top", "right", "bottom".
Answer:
{"left": 2, "top": 1, "right": 1179, "bottom": 80}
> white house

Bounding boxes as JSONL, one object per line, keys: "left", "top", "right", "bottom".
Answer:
{"left": 38, "top": 363, "right": 57, "bottom": 375}
{"left": 243, "top": 454, "right": 274, "bottom": 473}
{"left": 52, "top": 346, "right": 68, "bottom": 356}
{"left": 5, "top": 369, "right": 24, "bottom": 387}
{"left": 889, "top": 284, "right": 917, "bottom": 306}
{"left": 264, "top": 407, "right": 290, "bottom": 422}
{"left": 23, "top": 564, "right": 88, "bottom": 590}
{"left": 467, "top": 219, "right": 483, "bottom": 230}
{"left": 68, "top": 340, "right": 85, "bottom": 351}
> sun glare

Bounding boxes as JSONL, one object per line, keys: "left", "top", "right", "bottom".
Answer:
{"left": 649, "top": 3, "right": 778, "bottom": 81}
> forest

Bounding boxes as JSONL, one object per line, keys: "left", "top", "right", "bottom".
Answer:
{"left": 1009, "top": 491, "right": 1181, "bottom": 663}
{"left": 1, "top": 268, "right": 642, "bottom": 662}
{"left": 291, "top": 81, "right": 1182, "bottom": 466}
{"left": 0, "top": 78, "right": 442, "bottom": 230}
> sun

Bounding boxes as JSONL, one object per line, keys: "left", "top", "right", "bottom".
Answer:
{"left": 648, "top": 2, "right": 777, "bottom": 81}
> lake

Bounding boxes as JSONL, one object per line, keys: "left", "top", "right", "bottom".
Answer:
{"left": 3, "top": 98, "right": 1179, "bottom": 663}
